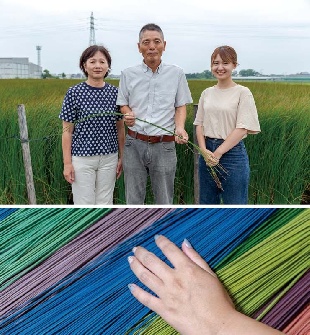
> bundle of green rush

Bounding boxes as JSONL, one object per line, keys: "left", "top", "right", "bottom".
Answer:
{"left": 63, "top": 112, "right": 227, "bottom": 190}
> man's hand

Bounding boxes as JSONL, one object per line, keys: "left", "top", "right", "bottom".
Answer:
{"left": 124, "top": 111, "right": 136, "bottom": 127}
{"left": 175, "top": 128, "right": 188, "bottom": 144}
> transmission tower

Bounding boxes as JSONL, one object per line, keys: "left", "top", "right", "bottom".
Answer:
{"left": 89, "top": 12, "right": 96, "bottom": 46}
{"left": 36, "top": 46, "right": 42, "bottom": 67}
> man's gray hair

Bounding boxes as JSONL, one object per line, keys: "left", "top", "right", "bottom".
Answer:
{"left": 139, "top": 23, "right": 164, "bottom": 41}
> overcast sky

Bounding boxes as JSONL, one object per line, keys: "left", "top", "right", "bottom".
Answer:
{"left": 1, "top": 0, "right": 309, "bottom": 75}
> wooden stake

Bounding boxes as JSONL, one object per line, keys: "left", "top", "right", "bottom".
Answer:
{"left": 18, "top": 104, "right": 37, "bottom": 204}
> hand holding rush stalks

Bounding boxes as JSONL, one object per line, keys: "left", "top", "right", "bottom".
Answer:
{"left": 122, "top": 107, "right": 135, "bottom": 127}
{"left": 200, "top": 148, "right": 219, "bottom": 167}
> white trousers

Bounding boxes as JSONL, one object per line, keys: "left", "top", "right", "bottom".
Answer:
{"left": 71, "top": 153, "right": 118, "bottom": 205}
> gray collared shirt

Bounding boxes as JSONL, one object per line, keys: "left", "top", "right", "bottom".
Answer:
{"left": 116, "top": 61, "right": 193, "bottom": 135}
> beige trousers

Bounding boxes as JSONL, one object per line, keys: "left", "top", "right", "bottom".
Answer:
{"left": 71, "top": 153, "right": 118, "bottom": 205}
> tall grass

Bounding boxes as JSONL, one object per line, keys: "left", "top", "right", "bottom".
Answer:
{"left": 237, "top": 81, "right": 309, "bottom": 204}
{"left": 0, "top": 79, "right": 308, "bottom": 204}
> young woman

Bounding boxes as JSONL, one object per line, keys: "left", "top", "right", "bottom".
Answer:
{"left": 194, "top": 45, "right": 260, "bottom": 204}
{"left": 59, "top": 45, "right": 124, "bottom": 205}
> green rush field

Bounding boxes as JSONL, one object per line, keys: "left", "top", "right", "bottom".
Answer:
{"left": 0, "top": 79, "right": 309, "bottom": 204}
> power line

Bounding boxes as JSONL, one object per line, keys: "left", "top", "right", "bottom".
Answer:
{"left": 0, "top": 17, "right": 308, "bottom": 40}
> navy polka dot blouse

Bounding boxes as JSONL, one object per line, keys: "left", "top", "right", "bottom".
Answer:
{"left": 59, "top": 82, "right": 122, "bottom": 156}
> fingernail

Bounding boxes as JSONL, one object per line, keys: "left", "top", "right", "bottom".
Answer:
{"left": 184, "top": 238, "right": 192, "bottom": 248}
{"left": 128, "top": 256, "right": 134, "bottom": 264}
{"left": 128, "top": 284, "right": 135, "bottom": 292}
{"left": 154, "top": 234, "right": 160, "bottom": 240}
{"left": 132, "top": 247, "right": 137, "bottom": 253}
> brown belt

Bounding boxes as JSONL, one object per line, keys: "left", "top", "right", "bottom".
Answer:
{"left": 127, "top": 128, "right": 175, "bottom": 143}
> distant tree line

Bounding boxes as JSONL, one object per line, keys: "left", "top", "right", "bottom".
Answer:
{"left": 42, "top": 69, "right": 66, "bottom": 79}
{"left": 186, "top": 70, "right": 213, "bottom": 79}
{"left": 238, "top": 69, "right": 261, "bottom": 77}
{"left": 185, "top": 69, "right": 261, "bottom": 79}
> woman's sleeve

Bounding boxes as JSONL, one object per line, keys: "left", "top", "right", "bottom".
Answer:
{"left": 116, "top": 71, "right": 129, "bottom": 107}
{"left": 59, "top": 88, "right": 76, "bottom": 123}
{"left": 193, "top": 90, "right": 205, "bottom": 126}
{"left": 236, "top": 87, "right": 261, "bottom": 134}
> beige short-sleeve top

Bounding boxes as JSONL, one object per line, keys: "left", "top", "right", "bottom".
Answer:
{"left": 193, "top": 84, "right": 261, "bottom": 139}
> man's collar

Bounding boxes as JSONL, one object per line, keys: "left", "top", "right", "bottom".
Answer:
{"left": 142, "top": 61, "right": 163, "bottom": 73}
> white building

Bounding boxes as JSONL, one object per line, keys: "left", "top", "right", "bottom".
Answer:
{"left": 0, "top": 58, "right": 42, "bottom": 79}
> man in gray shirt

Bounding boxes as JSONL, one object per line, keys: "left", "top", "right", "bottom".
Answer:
{"left": 117, "top": 23, "right": 193, "bottom": 204}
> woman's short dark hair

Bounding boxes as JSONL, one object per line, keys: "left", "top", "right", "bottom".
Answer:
{"left": 79, "top": 45, "right": 112, "bottom": 78}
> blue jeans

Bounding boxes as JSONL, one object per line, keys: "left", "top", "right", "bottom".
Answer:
{"left": 199, "top": 138, "right": 250, "bottom": 204}
{"left": 123, "top": 135, "right": 177, "bottom": 204}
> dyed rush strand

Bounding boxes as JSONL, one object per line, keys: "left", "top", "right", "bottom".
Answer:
{"left": 129, "top": 209, "right": 309, "bottom": 334}
{"left": 257, "top": 269, "right": 310, "bottom": 329}
{"left": 0, "top": 208, "right": 275, "bottom": 334}
{"left": 216, "top": 208, "right": 304, "bottom": 269}
{"left": 0, "top": 208, "right": 110, "bottom": 290}
{"left": 217, "top": 210, "right": 309, "bottom": 314}
{"left": 0, "top": 209, "right": 17, "bottom": 221}
{"left": 283, "top": 305, "right": 310, "bottom": 335}
{"left": 0, "top": 208, "right": 172, "bottom": 317}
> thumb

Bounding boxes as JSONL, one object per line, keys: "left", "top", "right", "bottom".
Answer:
{"left": 181, "top": 239, "right": 217, "bottom": 278}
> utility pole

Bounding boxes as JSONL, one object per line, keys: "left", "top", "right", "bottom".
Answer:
{"left": 89, "top": 12, "right": 96, "bottom": 46}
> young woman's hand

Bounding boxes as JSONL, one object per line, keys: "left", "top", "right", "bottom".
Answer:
{"left": 128, "top": 235, "right": 284, "bottom": 335}
{"left": 128, "top": 235, "right": 235, "bottom": 335}
{"left": 201, "top": 148, "right": 219, "bottom": 167}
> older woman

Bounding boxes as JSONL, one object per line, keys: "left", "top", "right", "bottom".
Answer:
{"left": 59, "top": 45, "right": 124, "bottom": 205}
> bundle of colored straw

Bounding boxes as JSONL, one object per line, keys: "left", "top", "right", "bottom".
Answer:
{"left": 0, "top": 208, "right": 308, "bottom": 335}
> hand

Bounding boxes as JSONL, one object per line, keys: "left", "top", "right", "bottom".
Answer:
{"left": 124, "top": 111, "right": 136, "bottom": 127}
{"left": 128, "top": 235, "right": 235, "bottom": 335}
{"left": 200, "top": 148, "right": 219, "bottom": 167}
{"left": 116, "top": 158, "right": 123, "bottom": 179}
{"left": 213, "top": 149, "right": 223, "bottom": 161}
{"left": 63, "top": 163, "right": 75, "bottom": 184}
{"left": 175, "top": 128, "right": 188, "bottom": 144}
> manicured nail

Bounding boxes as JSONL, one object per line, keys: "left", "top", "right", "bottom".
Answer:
{"left": 128, "top": 284, "right": 135, "bottom": 292}
{"left": 184, "top": 238, "right": 192, "bottom": 248}
{"left": 132, "top": 247, "right": 137, "bottom": 253}
{"left": 128, "top": 256, "right": 134, "bottom": 264}
{"left": 154, "top": 234, "right": 161, "bottom": 240}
